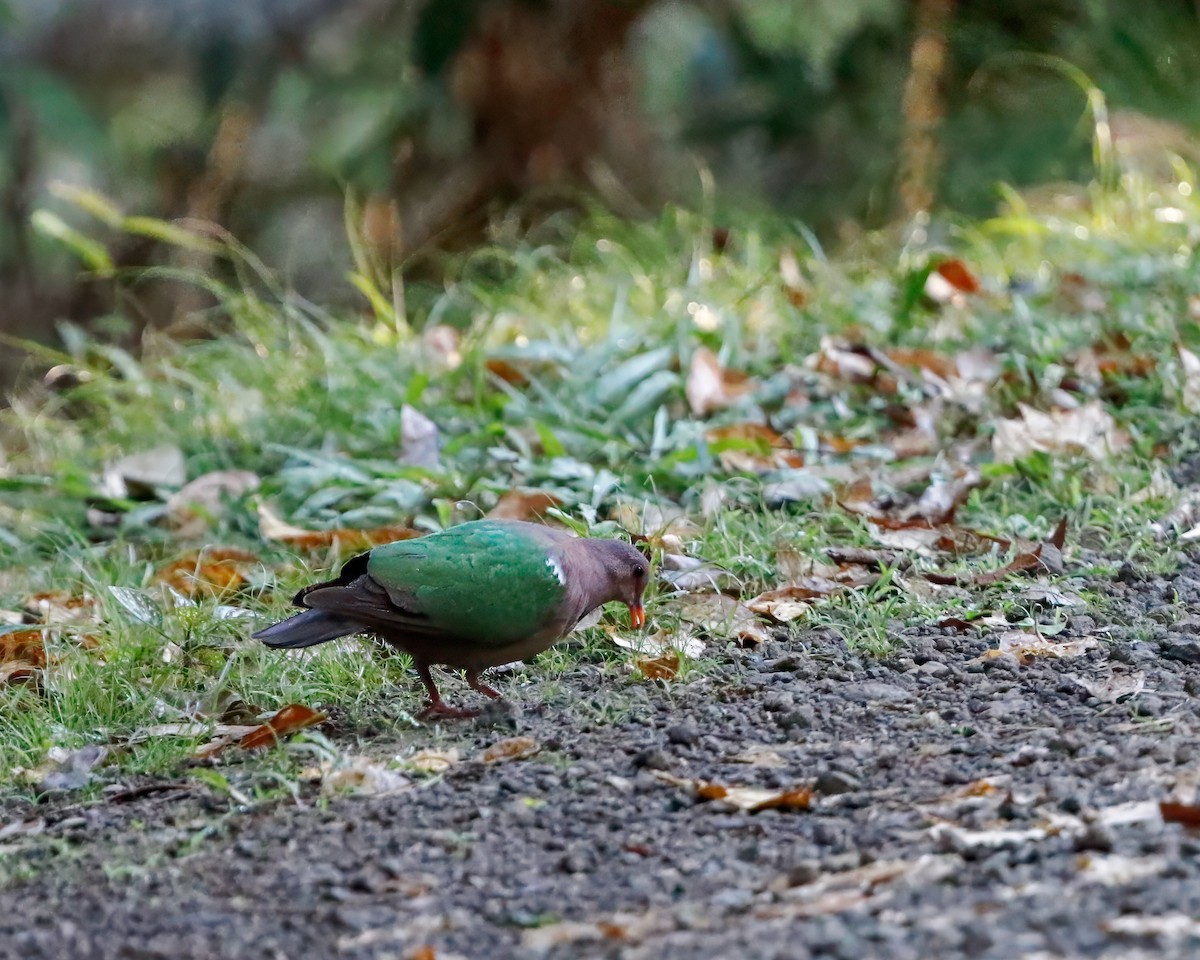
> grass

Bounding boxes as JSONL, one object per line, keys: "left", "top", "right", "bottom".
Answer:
{"left": 1, "top": 163, "right": 1199, "bottom": 798}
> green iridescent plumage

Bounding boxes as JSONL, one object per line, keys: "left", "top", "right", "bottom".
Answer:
{"left": 365, "top": 521, "right": 566, "bottom": 647}
{"left": 254, "top": 519, "right": 649, "bottom": 719}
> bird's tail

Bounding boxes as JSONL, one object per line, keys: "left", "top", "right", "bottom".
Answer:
{"left": 252, "top": 609, "right": 363, "bottom": 649}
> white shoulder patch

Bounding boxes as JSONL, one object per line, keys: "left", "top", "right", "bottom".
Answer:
{"left": 546, "top": 555, "right": 567, "bottom": 586}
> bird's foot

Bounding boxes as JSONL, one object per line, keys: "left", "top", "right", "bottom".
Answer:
{"left": 465, "top": 669, "right": 502, "bottom": 699}
{"left": 416, "top": 699, "right": 481, "bottom": 722}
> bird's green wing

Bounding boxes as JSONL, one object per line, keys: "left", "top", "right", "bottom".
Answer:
{"left": 364, "top": 521, "right": 566, "bottom": 645}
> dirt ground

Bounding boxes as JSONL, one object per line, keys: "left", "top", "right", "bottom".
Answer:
{"left": 4, "top": 555, "right": 1200, "bottom": 959}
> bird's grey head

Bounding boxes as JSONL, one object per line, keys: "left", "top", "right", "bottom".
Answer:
{"left": 584, "top": 538, "right": 650, "bottom": 628}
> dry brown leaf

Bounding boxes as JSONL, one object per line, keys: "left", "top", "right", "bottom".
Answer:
{"left": 22, "top": 591, "right": 97, "bottom": 625}
{"left": 992, "top": 401, "right": 1129, "bottom": 463}
{"left": 685, "top": 347, "right": 754, "bottom": 417}
{"left": 156, "top": 547, "right": 259, "bottom": 598}
{"left": 483, "top": 736, "right": 540, "bottom": 763}
{"left": 932, "top": 258, "right": 980, "bottom": 295}
{"left": 677, "top": 594, "right": 769, "bottom": 646}
{"left": 1159, "top": 801, "right": 1200, "bottom": 828}
{"left": 807, "top": 339, "right": 879, "bottom": 385}
{"left": 237, "top": 704, "right": 326, "bottom": 751}
{"left": 985, "top": 630, "right": 1099, "bottom": 665}
{"left": 0, "top": 661, "right": 40, "bottom": 686}
{"left": 1, "top": 629, "right": 48, "bottom": 668}
{"left": 634, "top": 651, "right": 680, "bottom": 680}
{"left": 654, "top": 771, "right": 812, "bottom": 812}
{"left": 485, "top": 357, "right": 528, "bottom": 384}
{"left": 166, "top": 470, "right": 261, "bottom": 536}
{"left": 968, "top": 547, "right": 1044, "bottom": 587}
{"left": 258, "top": 503, "right": 421, "bottom": 553}
{"left": 745, "top": 578, "right": 847, "bottom": 622}
{"left": 487, "top": 489, "right": 562, "bottom": 522}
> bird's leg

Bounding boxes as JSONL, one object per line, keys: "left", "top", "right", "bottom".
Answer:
{"left": 414, "top": 662, "right": 479, "bottom": 721}
{"left": 465, "top": 668, "right": 502, "bottom": 699}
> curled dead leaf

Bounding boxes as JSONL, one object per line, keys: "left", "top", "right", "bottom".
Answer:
{"left": 237, "top": 704, "right": 326, "bottom": 751}
{"left": 685, "top": 347, "right": 754, "bottom": 417}
{"left": 654, "top": 771, "right": 812, "bottom": 812}
{"left": 483, "top": 736, "right": 539, "bottom": 763}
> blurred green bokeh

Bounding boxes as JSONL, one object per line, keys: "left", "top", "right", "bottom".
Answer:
{"left": 1, "top": 0, "right": 1199, "bottom": 388}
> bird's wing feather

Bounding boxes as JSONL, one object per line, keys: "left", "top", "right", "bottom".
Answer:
{"left": 330, "top": 522, "right": 567, "bottom": 646}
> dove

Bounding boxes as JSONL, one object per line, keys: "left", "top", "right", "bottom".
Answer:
{"left": 254, "top": 520, "right": 649, "bottom": 719}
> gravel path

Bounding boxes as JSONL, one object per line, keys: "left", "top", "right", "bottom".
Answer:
{"left": 4, "top": 556, "right": 1200, "bottom": 959}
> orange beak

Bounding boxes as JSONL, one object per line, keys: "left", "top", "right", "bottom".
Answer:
{"left": 628, "top": 603, "right": 645, "bottom": 629}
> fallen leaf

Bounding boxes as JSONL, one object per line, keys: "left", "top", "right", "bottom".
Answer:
{"left": 931, "top": 258, "right": 980, "bottom": 296}
{"left": 487, "top": 489, "right": 563, "bottom": 522}
{"left": 258, "top": 503, "right": 421, "bottom": 553}
{"left": 685, "top": 347, "right": 754, "bottom": 417}
{"left": 968, "top": 546, "right": 1044, "bottom": 587}
{"left": 155, "top": 547, "right": 259, "bottom": 598}
{"left": 634, "top": 651, "right": 680, "bottom": 680}
{"left": 166, "top": 470, "right": 261, "bottom": 536}
{"left": 483, "top": 736, "right": 539, "bottom": 763}
{"left": 1066, "top": 672, "right": 1145, "bottom": 702}
{"left": 398, "top": 404, "right": 441, "bottom": 470}
{"left": 21, "top": 591, "right": 97, "bottom": 625}
{"left": 993, "top": 401, "right": 1129, "bottom": 463}
{"left": 321, "top": 756, "right": 411, "bottom": 797}
{"left": 654, "top": 771, "right": 812, "bottom": 812}
{"left": 745, "top": 578, "right": 847, "bottom": 622}
{"left": 0, "top": 662, "right": 40, "bottom": 686}
{"left": 677, "top": 594, "right": 769, "bottom": 646}
{"left": 403, "top": 748, "right": 460, "bottom": 775}
{"left": 706, "top": 423, "right": 804, "bottom": 472}
{"left": 985, "top": 630, "right": 1099, "bottom": 664}
{"left": 807, "top": 339, "right": 881, "bottom": 386}
{"left": 1160, "top": 801, "right": 1200, "bottom": 828}
{"left": 132, "top": 722, "right": 259, "bottom": 742}
{"left": 658, "top": 554, "right": 734, "bottom": 592}
{"left": 611, "top": 628, "right": 704, "bottom": 659}
{"left": 237, "top": 704, "right": 326, "bottom": 751}
{"left": 1, "top": 628, "right": 48, "bottom": 668}
{"left": 930, "top": 822, "right": 1048, "bottom": 853}
{"left": 101, "top": 444, "right": 187, "bottom": 499}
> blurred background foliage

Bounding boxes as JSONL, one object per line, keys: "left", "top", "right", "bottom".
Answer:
{"left": 2, "top": 0, "right": 1200, "bottom": 389}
